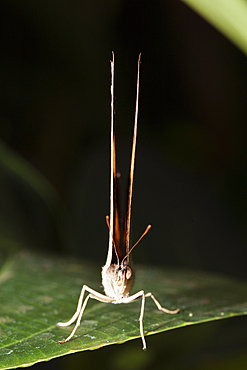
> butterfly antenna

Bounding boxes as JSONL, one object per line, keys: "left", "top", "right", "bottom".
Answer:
{"left": 122, "top": 224, "right": 151, "bottom": 264}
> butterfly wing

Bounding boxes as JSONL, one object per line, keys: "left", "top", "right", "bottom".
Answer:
{"left": 106, "top": 53, "right": 141, "bottom": 267}
{"left": 124, "top": 54, "right": 141, "bottom": 264}
{"left": 105, "top": 52, "right": 122, "bottom": 267}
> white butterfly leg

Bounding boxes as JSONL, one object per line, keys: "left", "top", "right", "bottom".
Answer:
{"left": 123, "top": 290, "right": 147, "bottom": 349}
{"left": 124, "top": 290, "right": 180, "bottom": 350}
{"left": 57, "top": 285, "right": 113, "bottom": 343}
{"left": 145, "top": 292, "right": 180, "bottom": 314}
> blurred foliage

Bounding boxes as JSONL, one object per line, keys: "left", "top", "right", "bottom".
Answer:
{"left": 182, "top": 0, "right": 247, "bottom": 55}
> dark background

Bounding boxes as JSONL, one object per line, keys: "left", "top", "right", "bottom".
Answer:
{"left": 0, "top": 0, "right": 246, "bottom": 369}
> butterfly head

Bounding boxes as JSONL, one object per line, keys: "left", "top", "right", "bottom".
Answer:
{"left": 102, "top": 259, "right": 135, "bottom": 302}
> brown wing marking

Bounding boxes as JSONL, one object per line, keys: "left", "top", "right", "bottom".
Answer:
{"left": 124, "top": 54, "right": 141, "bottom": 263}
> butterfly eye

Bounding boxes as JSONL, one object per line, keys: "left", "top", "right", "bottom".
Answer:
{"left": 106, "top": 265, "right": 116, "bottom": 277}
{"left": 126, "top": 266, "right": 132, "bottom": 280}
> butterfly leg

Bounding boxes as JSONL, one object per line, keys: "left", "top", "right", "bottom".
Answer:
{"left": 124, "top": 290, "right": 147, "bottom": 350}
{"left": 58, "top": 284, "right": 88, "bottom": 328}
{"left": 139, "top": 291, "right": 147, "bottom": 350}
{"left": 124, "top": 290, "right": 180, "bottom": 350}
{"left": 58, "top": 285, "right": 113, "bottom": 343}
{"left": 145, "top": 292, "right": 180, "bottom": 314}
{"left": 139, "top": 292, "right": 179, "bottom": 349}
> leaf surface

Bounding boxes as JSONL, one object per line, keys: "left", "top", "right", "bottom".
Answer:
{"left": 0, "top": 245, "right": 246, "bottom": 369}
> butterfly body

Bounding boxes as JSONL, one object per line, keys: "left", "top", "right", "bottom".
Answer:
{"left": 57, "top": 53, "right": 180, "bottom": 350}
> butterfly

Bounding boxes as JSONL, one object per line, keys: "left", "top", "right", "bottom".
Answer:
{"left": 57, "top": 52, "right": 180, "bottom": 350}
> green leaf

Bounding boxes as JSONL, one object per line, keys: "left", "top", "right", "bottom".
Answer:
{"left": 0, "top": 244, "right": 246, "bottom": 369}
{"left": 181, "top": 0, "right": 247, "bottom": 55}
